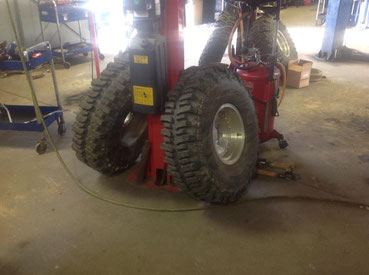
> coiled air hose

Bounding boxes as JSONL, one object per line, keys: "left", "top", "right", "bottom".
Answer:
{"left": 227, "top": 13, "right": 249, "bottom": 68}
{"left": 228, "top": 13, "right": 287, "bottom": 107}
{"left": 5, "top": 0, "right": 369, "bottom": 213}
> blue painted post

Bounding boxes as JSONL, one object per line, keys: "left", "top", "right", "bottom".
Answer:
{"left": 317, "top": 0, "right": 353, "bottom": 60}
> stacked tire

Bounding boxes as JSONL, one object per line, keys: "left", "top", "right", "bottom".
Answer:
{"left": 72, "top": 52, "right": 147, "bottom": 175}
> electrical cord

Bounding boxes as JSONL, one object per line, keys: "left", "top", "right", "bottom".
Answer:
{"left": 0, "top": 103, "right": 13, "bottom": 122}
{"left": 5, "top": 0, "right": 369, "bottom": 213}
{"left": 24, "top": 110, "right": 63, "bottom": 124}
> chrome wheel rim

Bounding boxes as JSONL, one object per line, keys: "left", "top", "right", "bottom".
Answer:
{"left": 212, "top": 103, "right": 245, "bottom": 165}
{"left": 120, "top": 112, "right": 147, "bottom": 147}
{"left": 277, "top": 30, "right": 290, "bottom": 57}
{"left": 123, "top": 112, "right": 133, "bottom": 127}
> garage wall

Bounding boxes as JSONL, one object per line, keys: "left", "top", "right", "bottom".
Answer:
{"left": 0, "top": 0, "right": 89, "bottom": 48}
{"left": 0, "top": 0, "right": 17, "bottom": 43}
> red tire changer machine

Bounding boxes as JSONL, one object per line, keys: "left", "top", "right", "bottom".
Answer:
{"left": 124, "top": 0, "right": 288, "bottom": 186}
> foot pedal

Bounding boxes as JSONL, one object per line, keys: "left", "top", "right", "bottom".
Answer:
{"left": 135, "top": 140, "right": 150, "bottom": 184}
{"left": 256, "top": 158, "right": 299, "bottom": 180}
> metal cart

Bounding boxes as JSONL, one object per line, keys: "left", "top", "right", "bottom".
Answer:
{"left": 35, "top": 0, "right": 104, "bottom": 69}
{"left": 0, "top": 41, "right": 65, "bottom": 154}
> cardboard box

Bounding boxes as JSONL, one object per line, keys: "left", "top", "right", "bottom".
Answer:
{"left": 287, "top": 59, "right": 313, "bottom": 88}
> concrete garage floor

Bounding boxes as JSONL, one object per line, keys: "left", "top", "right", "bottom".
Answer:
{"left": 1, "top": 5, "right": 369, "bottom": 275}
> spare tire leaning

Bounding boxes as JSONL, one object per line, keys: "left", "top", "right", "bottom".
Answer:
{"left": 72, "top": 52, "right": 147, "bottom": 175}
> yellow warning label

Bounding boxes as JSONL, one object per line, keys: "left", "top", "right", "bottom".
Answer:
{"left": 133, "top": 86, "right": 154, "bottom": 106}
{"left": 134, "top": 55, "right": 149, "bottom": 64}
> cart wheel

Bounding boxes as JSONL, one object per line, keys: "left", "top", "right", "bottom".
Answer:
{"left": 35, "top": 141, "right": 47, "bottom": 155}
{"left": 58, "top": 123, "right": 66, "bottom": 136}
{"left": 99, "top": 54, "right": 105, "bottom": 60}
{"left": 279, "top": 139, "right": 289, "bottom": 149}
{"left": 83, "top": 52, "right": 88, "bottom": 57}
{"left": 63, "top": 62, "right": 71, "bottom": 69}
